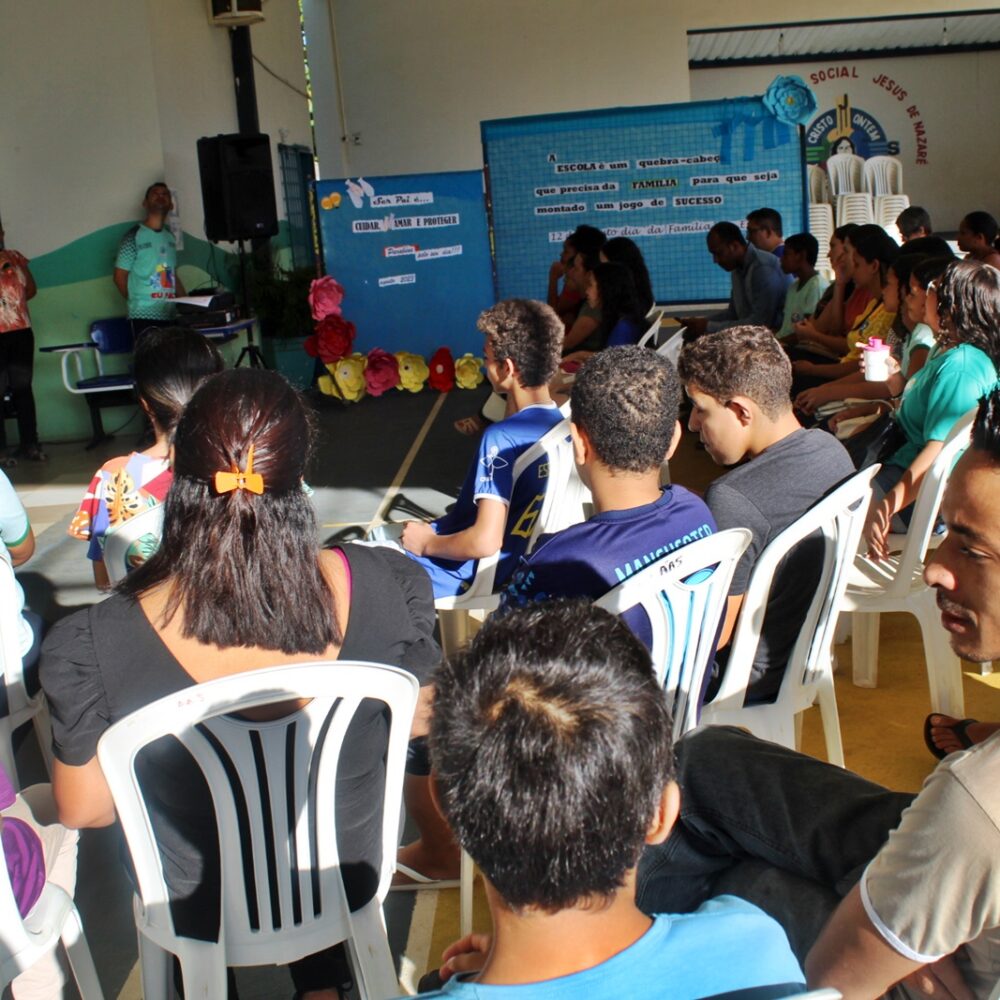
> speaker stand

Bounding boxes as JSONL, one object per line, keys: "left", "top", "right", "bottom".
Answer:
{"left": 234, "top": 239, "right": 267, "bottom": 369}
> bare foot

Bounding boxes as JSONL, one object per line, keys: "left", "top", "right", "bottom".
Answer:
{"left": 393, "top": 838, "right": 461, "bottom": 886}
{"left": 927, "top": 715, "right": 999, "bottom": 756}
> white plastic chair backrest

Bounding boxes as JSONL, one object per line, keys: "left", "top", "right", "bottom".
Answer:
{"left": 636, "top": 315, "right": 662, "bottom": 349}
{"left": 873, "top": 407, "right": 975, "bottom": 598}
{"left": 826, "top": 154, "right": 864, "bottom": 196}
{"left": 864, "top": 156, "right": 903, "bottom": 196}
{"left": 96, "top": 661, "right": 419, "bottom": 964}
{"left": 0, "top": 555, "right": 29, "bottom": 723}
{"left": 645, "top": 305, "right": 665, "bottom": 322}
{"left": 102, "top": 504, "right": 166, "bottom": 585}
{"left": 875, "top": 194, "right": 910, "bottom": 229}
{"left": 807, "top": 165, "right": 831, "bottom": 204}
{"left": 656, "top": 328, "right": 685, "bottom": 367}
{"left": 595, "top": 528, "right": 752, "bottom": 738}
{"left": 708, "top": 467, "right": 877, "bottom": 711}
{"left": 784, "top": 991, "right": 842, "bottom": 1000}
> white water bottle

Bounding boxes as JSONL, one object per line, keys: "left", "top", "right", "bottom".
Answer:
{"left": 862, "top": 337, "right": 891, "bottom": 382}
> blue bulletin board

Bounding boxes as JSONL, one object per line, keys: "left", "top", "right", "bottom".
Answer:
{"left": 482, "top": 97, "right": 807, "bottom": 305}
{"left": 315, "top": 171, "right": 495, "bottom": 357}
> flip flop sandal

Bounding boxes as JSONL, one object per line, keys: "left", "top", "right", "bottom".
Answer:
{"left": 923, "top": 714, "right": 978, "bottom": 761}
{"left": 390, "top": 861, "right": 462, "bottom": 892}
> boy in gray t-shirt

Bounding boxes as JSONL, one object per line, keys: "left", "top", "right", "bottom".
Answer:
{"left": 678, "top": 325, "right": 853, "bottom": 702}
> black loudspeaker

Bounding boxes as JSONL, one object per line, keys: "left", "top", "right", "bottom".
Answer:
{"left": 197, "top": 133, "right": 278, "bottom": 242}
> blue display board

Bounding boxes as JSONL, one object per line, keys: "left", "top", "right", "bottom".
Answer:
{"left": 315, "top": 171, "right": 494, "bottom": 356}
{"left": 482, "top": 98, "right": 807, "bottom": 305}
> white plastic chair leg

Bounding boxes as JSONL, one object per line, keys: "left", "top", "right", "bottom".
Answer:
{"left": 914, "top": 590, "right": 965, "bottom": 717}
{"left": 60, "top": 905, "right": 105, "bottom": 1000}
{"left": 136, "top": 928, "right": 171, "bottom": 1000}
{"left": 347, "top": 899, "right": 402, "bottom": 999}
{"left": 834, "top": 612, "right": 852, "bottom": 645}
{"left": 460, "top": 849, "right": 475, "bottom": 937}
{"left": 0, "top": 722, "right": 18, "bottom": 789}
{"left": 438, "top": 610, "right": 472, "bottom": 659}
{"left": 176, "top": 938, "right": 227, "bottom": 1000}
{"left": 851, "top": 611, "right": 881, "bottom": 688}
{"left": 816, "top": 673, "right": 846, "bottom": 768}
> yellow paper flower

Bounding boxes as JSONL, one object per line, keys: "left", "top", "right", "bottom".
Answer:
{"left": 455, "top": 353, "right": 485, "bottom": 389}
{"left": 395, "top": 351, "right": 429, "bottom": 392}
{"left": 323, "top": 353, "right": 368, "bottom": 402}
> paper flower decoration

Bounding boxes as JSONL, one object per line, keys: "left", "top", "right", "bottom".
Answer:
{"left": 320, "top": 353, "right": 367, "bottom": 402}
{"left": 763, "top": 75, "right": 817, "bottom": 126}
{"left": 455, "top": 353, "right": 485, "bottom": 390}
{"left": 428, "top": 347, "right": 456, "bottom": 392}
{"left": 364, "top": 348, "right": 400, "bottom": 396}
{"left": 308, "top": 276, "right": 345, "bottom": 321}
{"left": 395, "top": 351, "right": 429, "bottom": 393}
{"left": 305, "top": 314, "right": 356, "bottom": 364}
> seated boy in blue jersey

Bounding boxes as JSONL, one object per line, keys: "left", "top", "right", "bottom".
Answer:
{"left": 410, "top": 601, "right": 804, "bottom": 998}
{"left": 501, "top": 345, "right": 715, "bottom": 646}
{"left": 400, "top": 299, "right": 563, "bottom": 598}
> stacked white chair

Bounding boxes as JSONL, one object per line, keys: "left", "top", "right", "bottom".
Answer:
{"left": 875, "top": 194, "right": 911, "bottom": 233}
{"left": 0, "top": 823, "right": 104, "bottom": 998}
{"left": 842, "top": 409, "right": 975, "bottom": 716}
{"left": 825, "top": 153, "right": 865, "bottom": 197}
{"left": 807, "top": 164, "right": 831, "bottom": 205}
{"left": 836, "top": 193, "right": 874, "bottom": 227}
{"left": 863, "top": 156, "right": 904, "bottom": 196}
{"left": 808, "top": 204, "right": 834, "bottom": 273}
{"left": 97, "top": 661, "right": 419, "bottom": 999}
{"left": 0, "top": 557, "right": 52, "bottom": 788}
{"left": 699, "top": 467, "right": 878, "bottom": 767}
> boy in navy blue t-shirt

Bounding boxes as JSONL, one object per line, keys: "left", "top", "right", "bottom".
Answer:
{"left": 501, "top": 345, "right": 715, "bottom": 646}
{"left": 400, "top": 300, "right": 564, "bottom": 598}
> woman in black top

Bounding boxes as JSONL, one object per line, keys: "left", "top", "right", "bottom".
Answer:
{"left": 41, "top": 369, "right": 438, "bottom": 1000}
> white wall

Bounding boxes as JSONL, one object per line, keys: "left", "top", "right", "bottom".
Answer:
{"left": 306, "top": 0, "right": 993, "bottom": 182}
{"left": 691, "top": 51, "right": 1000, "bottom": 230}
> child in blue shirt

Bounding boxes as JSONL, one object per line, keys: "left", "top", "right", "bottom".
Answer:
{"left": 400, "top": 300, "right": 564, "bottom": 598}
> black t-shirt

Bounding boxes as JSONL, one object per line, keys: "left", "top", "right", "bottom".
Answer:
{"left": 40, "top": 543, "right": 439, "bottom": 938}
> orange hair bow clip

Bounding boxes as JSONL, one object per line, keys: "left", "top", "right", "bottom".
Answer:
{"left": 214, "top": 444, "right": 265, "bottom": 495}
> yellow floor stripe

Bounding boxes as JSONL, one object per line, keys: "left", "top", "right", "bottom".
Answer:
{"left": 366, "top": 393, "right": 448, "bottom": 532}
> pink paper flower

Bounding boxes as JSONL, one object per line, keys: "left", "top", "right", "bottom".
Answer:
{"left": 308, "top": 276, "right": 345, "bottom": 321}
{"left": 428, "top": 347, "right": 455, "bottom": 392}
{"left": 364, "top": 348, "right": 400, "bottom": 396}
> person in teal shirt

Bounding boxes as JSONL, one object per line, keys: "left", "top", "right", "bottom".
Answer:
{"left": 866, "top": 260, "right": 1000, "bottom": 558}
{"left": 113, "top": 182, "right": 183, "bottom": 322}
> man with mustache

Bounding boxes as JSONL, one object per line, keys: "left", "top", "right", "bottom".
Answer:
{"left": 637, "top": 387, "right": 1000, "bottom": 999}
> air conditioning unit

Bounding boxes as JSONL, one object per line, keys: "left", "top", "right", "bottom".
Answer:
{"left": 208, "top": 0, "right": 264, "bottom": 27}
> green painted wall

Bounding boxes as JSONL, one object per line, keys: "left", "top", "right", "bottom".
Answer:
{"left": 19, "top": 223, "right": 290, "bottom": 444}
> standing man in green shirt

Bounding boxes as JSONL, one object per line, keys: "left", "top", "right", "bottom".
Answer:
{"left": 114, "top": 182, "right": 184, "bottom": 331}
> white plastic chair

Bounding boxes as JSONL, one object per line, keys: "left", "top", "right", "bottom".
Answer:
{"left": 875, "top": 194, "right": 911, "bottom": 230}
{"left": 807, "top": 165, "right": 831, "bottom": 205}
{"left": 825, "top": 153, "right": 865, "bottom": 196}
{"left": 0, "top": 811, "right": 104, "bottom": 997}
{"left": 836, "top": 193, "right": 874, "bottom": 227}
{"left": 842, "top": 409, "right": 975, "bottom": 716}
{"left": 435, "top": 416, "right": 590, "bottom": 655}
{"left": 808, "top": 204, "right": 834, "bottom": 273}
{"left": 656, "top": 327, "right": 685, "bottom": 367}
{"left": 864, "top": 156, "right": 904, "bottom": 196}
{"left": 636, "top": 314, "right": 662, "bottom": 349}
{"left": 785, "top": 991, "right": 842, "bottom": 1000}
{"left": 96, "top": 661, "right": 419, "bottom": 1000}
{"left": 101, "top": 504, "right": 165, "bottom": 585}
{"left": 699, "top": 467, "right": 878, "bottom": 767}
{"left": 595, "top": 527, "right": 752, "bottom": 738}
{"left": 457, "top": 528, "right": 752, "bottom": 937}
{"left": 0, "top": 556, "right": 52, "bottom": 789}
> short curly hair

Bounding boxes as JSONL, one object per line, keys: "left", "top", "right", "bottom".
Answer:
{"left": 677, "top": 325, "right": 792, "bottom": 420}
{"left": 477, "top": 299, "right": 563, "bottom": 387}
{"left": 571, "top": 347, "right": 680, "bottom": 472}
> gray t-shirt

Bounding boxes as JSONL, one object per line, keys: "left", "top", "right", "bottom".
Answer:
{"left": 706, "top": 427, "right": 854, "bottom": 702}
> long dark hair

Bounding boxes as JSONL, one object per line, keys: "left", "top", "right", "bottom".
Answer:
{"left": 120, "top": 369, "right": 339, "bottom": 653}
{"left": 963, "top": 211, "right": 1000, "bottom": 250}
{"left": 592, "top": 263, "right": 645, "bottom": 345}
{"left": 936, "top": 259, "right": 1000, "bottom": 364}
{"left": 133, "top": 327, "right": 224, "bottom": 435}
{"left": 601, "top": 237, "right": 654, "bottom": 315}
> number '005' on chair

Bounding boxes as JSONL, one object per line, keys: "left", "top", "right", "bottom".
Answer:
{"left": 96, "top": 661, "right": 419, "bottom": 1000}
